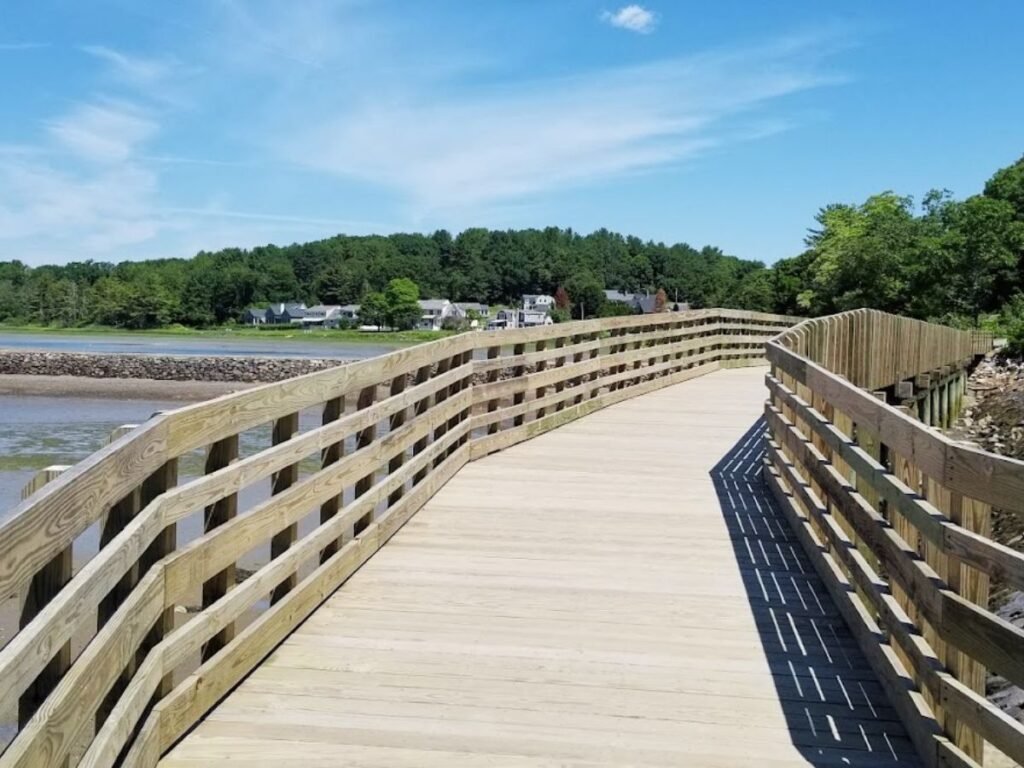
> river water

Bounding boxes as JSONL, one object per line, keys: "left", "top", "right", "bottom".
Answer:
{"left": 0, "top": 332, "right": 401, "bottom": 513}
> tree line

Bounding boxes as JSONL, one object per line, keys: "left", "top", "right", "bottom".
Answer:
{"left": 0, "top": 228, "right": 770, "bottom": 329}
{"left": 1, "top": 154, "right": 1021, "bottom": 340}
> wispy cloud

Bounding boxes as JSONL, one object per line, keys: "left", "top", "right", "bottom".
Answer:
{"left": 0, "top": 94, "right": 164, "bottom": 258}
{"left": 601, "top": 5, "right": 659, "bottom": 34}
{"left": 0, "top": 42, "right": 49, "bottom": 51}
{"left": 0, "top": 3, "right": 853, "bottom": 266}
{"left": 46, "top": 101, "right": 158, "bottom": 163}
{"left": 80, "top": 43, "right": 202, "bottom": 109}
{"left": 81, "top": 45, "right": 173, "bottom": 86}
{"left": 164, "top": 205, "right": 383, "bottom": 230}
{"left": 0, "top": 155, "right": 162, "bottom": 252}
{"left": 287, "top": 34, "right": 846, "bottom": 213}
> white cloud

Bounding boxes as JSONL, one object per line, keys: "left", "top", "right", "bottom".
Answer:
{"left": 286, "top": 36, "right": 844, "bottom": 213}
{"left": 80, "top": 44, "right": 202, "bottom": 109}
{"left": 0, "top": 98, "right": 166, "bottom": 261}
{"left": 46, "top": 101, "right": 158, "bottom": 163}
{"left": 601, "top": 5, "right": 658, "bottom": 34}
{"left": 0, "top": 157, "right": 162, "bottom": 252}
{"left": 80, "top": 45, "right": 173, "bottom": 87}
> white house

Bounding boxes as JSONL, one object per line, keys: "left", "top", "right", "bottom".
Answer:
{"left": 522, "top": 294, "right": 554, "bottom": 312}
{"left": 417, "top": 299, "right": 459, "bottom": 331}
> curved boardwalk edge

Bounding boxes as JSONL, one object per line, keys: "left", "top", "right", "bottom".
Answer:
{"left": 0, "top": 310, "right": 791, "bottom": 767}
{"left": 767, "top": 309, "right": 1023, "bottom": 768}
{"left": 161, "top": 368, "right": 921, "bottom": 767}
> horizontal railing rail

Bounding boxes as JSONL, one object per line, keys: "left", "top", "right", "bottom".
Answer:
{"left": 764, "top": 308, "right": 1023, "bottom": 768}
{"left": 0, "top": 307, "right": 793, "bottom": 767}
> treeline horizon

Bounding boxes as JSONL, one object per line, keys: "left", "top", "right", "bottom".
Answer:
{"left": 0, "top": 228, "right": 772, "bottom": 329}
{"left": 1, "top": 154, "right": 1022, "bottom": 338}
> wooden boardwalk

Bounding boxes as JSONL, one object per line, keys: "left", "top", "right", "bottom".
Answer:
{"left": 160, "top": 368, "right": 920, "bottom": 767}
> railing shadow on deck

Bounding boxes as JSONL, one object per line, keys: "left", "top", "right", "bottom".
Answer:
{"left": 710, "top": 418, "right": 923, "bottom": 767}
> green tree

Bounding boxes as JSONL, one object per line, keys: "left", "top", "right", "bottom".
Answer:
{"left": 734, "top": 270, "right": 776, "bottom": 313}
{"left": 359, "top": 291, "right": 388, "bottom": 330}
{"left": 564, "top": 273, "right": 604, "bottom": 320}
{"left": 941, "top": 195, "right": 1024, "bottom": 322}
{"left": 314, "top": 263, "right": 363, "bottom": 305}
{"left": 984, "top": 155, "right": 1024, "bottom": 217}
{"left": 383, "top": 277, "right": 421, "bottom": 330}
{"left": 799, "top": 193, "right": 919, "bottom": 314}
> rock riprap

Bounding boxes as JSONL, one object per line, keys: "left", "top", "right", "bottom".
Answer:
{"left": 0, "top": 350, "right": 348, "bottom": 383}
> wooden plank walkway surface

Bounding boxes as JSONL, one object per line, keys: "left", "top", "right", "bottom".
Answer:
{"left": 160, "top": 367, "right": 921, "bottom": 767}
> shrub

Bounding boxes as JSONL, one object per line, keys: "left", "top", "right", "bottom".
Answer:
{"left": 998, "top": 294, "right": 1024, "bottom": 358}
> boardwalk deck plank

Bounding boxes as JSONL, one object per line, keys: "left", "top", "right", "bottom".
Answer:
{"left": 160, "top": 368, "right": 922, "bottom": 767}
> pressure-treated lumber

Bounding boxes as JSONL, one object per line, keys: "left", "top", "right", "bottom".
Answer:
{"left": 161, "top": 369, "right": 921, "bottom": 768}
{"left": 766, "top": 308, "right": 1017, "bottom": 765}
{"left": 0, "top": 309, "right": 791, "bottom": 768}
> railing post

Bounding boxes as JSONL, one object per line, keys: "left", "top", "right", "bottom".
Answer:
{"left": 433, "top": 352, "right": 463, "bottom": 467}
{"left": 511, "top": 343, "right": 527, "bottom": 425}
{"left": 138, "top": 458, "right": 179, "bottom": 699}
{"left": 570, "top": 333, "right": 585, "bottom": 405}
{"left": 270, "top": 412, "right": 300, "bottom": 603}
{"left": 533, "top": 339, "right": 549, "bottom": 419}
{"left": 553, "top": 336, "right": 567, "bottom": 411}
{"left": 485, "top": 344, "right": 501, "bottom": 435}
{"left": 586, "top": 332, "right": 601, "bottom": 398}
{"left": 18, "top": 546, "right": 72, "bottom": 729}
{"left": 440, "top": 350, "right": 469, "bottom": 460}
{"left": 410, "top": 363, "right": 433, "bottom": 486}
{"left": 95, "top": 425, "right": 145, "bottom": 729}
{"left": 387, "top": 374, "right": 408, "bottom": 506}
{"left": 454, "top": 349, "right": 474, "bottom": 449}
{"left": 352, "top": 385, "right": 378, "bottom": 534}
{"left": 201, "top": 433, "right": 240, "bottom": 659}
{"left": 319, "top": 396, "right": 346, "bottom": 562}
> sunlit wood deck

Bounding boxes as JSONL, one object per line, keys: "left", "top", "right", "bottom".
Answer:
{"left": 160, "top": 368, "right": 919, "bottom": 767}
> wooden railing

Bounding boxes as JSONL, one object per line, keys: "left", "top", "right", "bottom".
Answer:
{"left": 0, "top": 308, "right": 792, "bottom": 768}
{"left": 764, "top": 308, "right": 1023, "bottom": 768}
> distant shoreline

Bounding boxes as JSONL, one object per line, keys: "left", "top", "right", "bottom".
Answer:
{"left": 0, "top": 324, "right": 447, "bottom": 346}
{"left": 0, "top": 374, "right": 258, "bottom": 401}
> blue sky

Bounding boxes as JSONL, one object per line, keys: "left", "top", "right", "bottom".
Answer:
{"left": 1, "top": 1, "right": 1022, "bottom": 267}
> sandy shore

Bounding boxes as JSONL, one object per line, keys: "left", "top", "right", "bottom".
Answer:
{"left": 0, "top": 374, "right": 258, "bottom": 401}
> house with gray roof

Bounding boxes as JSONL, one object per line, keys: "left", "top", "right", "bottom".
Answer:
{"left": 417, "top": 299, "right": 459, "bottom": 331}
{"left": 300, "top": 305, "right": 342, "bottom": 327}
{"left": 522, "top": 294, "right": 555, "bottom": 312}
{"left": 265, "top": 302, "right": 308, "bottom": 324}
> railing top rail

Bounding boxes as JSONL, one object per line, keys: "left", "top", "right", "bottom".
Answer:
{"left": 0, "top": 307, "right": 792, "bottom": 768}
{"left": 0, "top": 331, "right": 476, "bottom": 599}
{"left": 764, "top": 308, "right": 1022, "bottom": 768}
{"left": 767, "top": 310, "right": 1019, "bottom": 515}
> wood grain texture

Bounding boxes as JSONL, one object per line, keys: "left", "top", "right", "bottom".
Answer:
{"left": 763, "top": 423, "right": 1024, "bottom": 763}
{"left": 766, "top": 309, "right": 1020, "bottom": 765}
{"left": 160, "top": 369, "right": 922, "bottom": 768}
{"left": 0, "top": 310, "right": 797, "bottom": 766}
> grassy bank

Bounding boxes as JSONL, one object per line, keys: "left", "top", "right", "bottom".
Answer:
{"left": 0, "top": 324, "right": 452, "bottom": 346}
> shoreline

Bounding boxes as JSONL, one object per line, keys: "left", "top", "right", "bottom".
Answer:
{"left": 0, "top": 324, "right": 445, "bottom": 346}
{"left": 0, "top": 374, "right": 258, "bottom": 401}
